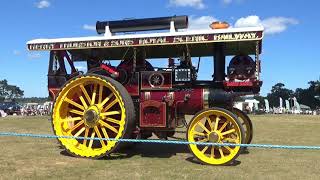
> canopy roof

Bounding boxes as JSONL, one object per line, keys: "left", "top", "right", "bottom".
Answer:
{"left": 27, "top": 27, "right": 264, "bottom": 60}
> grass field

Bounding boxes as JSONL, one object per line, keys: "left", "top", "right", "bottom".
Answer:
{"left": 0, "top": 115, "right": 319, "bottom": 180}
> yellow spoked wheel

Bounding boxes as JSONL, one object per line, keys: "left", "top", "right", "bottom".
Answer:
{"left": 231, "top": 108, "right": 253, "bottom": 145}
{"left": 187, "top": 107, "right": 244, "bottom": 165}
{"left": 52, "top": 74, "right": 135, "bottom": 158}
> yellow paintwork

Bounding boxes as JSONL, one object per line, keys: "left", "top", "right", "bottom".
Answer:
{"left": 188, "top": 109, "right": 242, "bottom": 165}
{"left": 52, "top": 75, "right": 126, "bottom": 158}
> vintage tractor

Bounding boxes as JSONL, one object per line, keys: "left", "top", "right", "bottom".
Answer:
{"left": 27, "top": 15, "right": 263, "bottom": 165}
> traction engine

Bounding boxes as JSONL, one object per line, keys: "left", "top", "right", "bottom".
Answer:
{"left": 27, "top": 15, "right": 263, "bottom": 165}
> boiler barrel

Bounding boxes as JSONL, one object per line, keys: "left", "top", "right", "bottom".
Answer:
{"left": 96, "top": 15, "right": 188, "bottom": 34}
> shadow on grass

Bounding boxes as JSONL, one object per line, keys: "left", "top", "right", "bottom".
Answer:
{"left": 185, "top": 157, "right": 241, "bottom": 166}
{"left": 59, "top": 143, "right": 242, "bottom": 166}
{"left": 59, "top": 143, "right": 189, "bottom": 159}
{"left": 129, "top": 143, "right": 189, "bottom": 158}
{"left": 241, "top": 148, "right": 250, "bottom": 155}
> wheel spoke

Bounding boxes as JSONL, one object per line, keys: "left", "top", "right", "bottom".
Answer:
{"left": 60, "top": 116, "right": 82, "bottom": 123}
{"left": 223, "top": 137, "right": 239, "bottom": 143}
{"left": 104, "top": 99, "right": 118, "bottom": 112}
{"left": 80, "top": 84, "right": 91, "bottom": 104}
{"left": 74, "top": 127, "right": 86, "bottom": 137}
{"left": 201, "top": 146, "right": 209, "bottom": 153}
{"left": 94, "top": 126, "right": 106, "bottom": 146}
{"left": 221, "top": 129, "right": 236, "bottom": 136}
{"left": 69, "top": 109, "right": 84, "bottom": 116}
{"left": 210, "top": 147, "right": 215, "bottom": 158}
{"left": 98, "top": 84, "right": 103, "bottom": 104}
{"left": 88, "top": 131, "right": 96, "bottom": 148}
{"left": 105, "top": 117, "right": 121, "bottom": 125}
{"left": 67, "top": 121, "right": 84, "bottom": 133}
{"left": 99, "top": 121, "right": 119, "bottom": 134}
{"left": 64, "top": 98, "right": 85, "bottom": 110}
{"left": 219, "top": 148, "right": 225, "bottom": 158}
{"left": 79, "top": 96, "right": 88, "bottom": 109}
{"left": 218, "top": 121, "right": 229, "bottom": 132}
{"left": 101, "top": 111, "right": 121, "bottom": 116}
{"left": 101, "top": 127, "right": 110, "bottom": 139}
{"left": 214, "top": 116, "right": 220, "bottom": 131}
{"left": 91, "top": 84, "right": 97, "bottom": 105}
{"left": 100, "top": 93, "right": 114, "bottom": 108}
{"left": 197, "top": 122, "right": 211, "bottom": 134}
{"left": 206, "top": 117, "right": 214, "bottom": 131}
{"left": 224, "top": 146, "right": 233, "bottom": 153}
{"left": 197, "top": 138, "right": 208, "bottom": 142}
{"left": 192, "top": 131, "right": 206, "bottom": 137}
{"left": 83, "top": 128, "right": 89, "bottom": 146}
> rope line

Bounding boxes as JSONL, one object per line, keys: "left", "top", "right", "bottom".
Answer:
{"left": 0, "top": 132, "right": 320, "bottom": 150}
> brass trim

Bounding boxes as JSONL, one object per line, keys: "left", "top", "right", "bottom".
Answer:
{"left": 203, "top": 89, "right": 210, "bottom": 109}
{"left": 144, "top": 92, "right": 151, "bottom": 100}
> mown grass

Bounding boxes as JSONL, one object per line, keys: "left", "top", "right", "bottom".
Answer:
{"left": 0, "top": 115, "right": 319, "bottom": 180}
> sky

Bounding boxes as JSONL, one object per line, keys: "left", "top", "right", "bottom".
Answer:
{"left": 0, "top": 0, "right": 319, "bottom": 97}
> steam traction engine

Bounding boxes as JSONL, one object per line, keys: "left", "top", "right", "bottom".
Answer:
{"left": 27, "top": 16, "right": 264, "bottom": 165}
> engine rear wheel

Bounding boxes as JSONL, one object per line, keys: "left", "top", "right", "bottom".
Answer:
{"left": 187, "top": 107, "right": 244, "bottom": 165}
{"left": 52, "top": 74, "right": 135, "bottom": 158}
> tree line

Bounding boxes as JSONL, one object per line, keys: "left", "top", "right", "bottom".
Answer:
{"left": 256, "top": 80, "right": 320, "bottom": 109}
{"left": 0, "top": 79, "right": 49, "bottom": 104}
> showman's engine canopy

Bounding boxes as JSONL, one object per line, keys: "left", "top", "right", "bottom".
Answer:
{"left": 27, "top": 15, "right": 264, "bottom": 165}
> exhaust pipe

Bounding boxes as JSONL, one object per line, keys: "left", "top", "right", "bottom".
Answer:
{"left": 96, "top": 15, "right": 188, "bottom": 34}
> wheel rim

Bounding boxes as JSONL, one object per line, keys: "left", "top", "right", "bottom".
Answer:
{"left": 188, "top": 109, "right": 242, "bottom": 165}
{"left": 52, "top": 76, "right": 126, "bottom": 158}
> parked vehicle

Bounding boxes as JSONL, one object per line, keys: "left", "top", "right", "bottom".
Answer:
{"left": 0, "top": 102, "right": 22, "bottom": 115}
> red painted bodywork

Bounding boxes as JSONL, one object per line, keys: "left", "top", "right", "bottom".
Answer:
{"left": 140, "top": 100, "right": 167, "bottom": 127}
{"left": 124, "top": 73, "right": 139, "bottom": 96}
{"left": 100, "top": 64, "right": 119, "bottom": 78}
{"left": 139, "top": 88, "right": 204, "bottom": 128}
{"left": 49, "top": 88, "right": 60, "bottom": 100}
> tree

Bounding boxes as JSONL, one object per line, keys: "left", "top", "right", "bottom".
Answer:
{"left": 314, "top": 80, "right": 320, "bottom": 95}
{"left": 294, "top": 80, "right": 320, "bottom": 109}
{"left": 0, "top": 79, "right": 9, "bottom": 98}
{"left": 0, "top": 79, "right": 24, "bottom": 101}
{"left": 315, "top": 80, "right": 320, "bottom": 101}
{"left": 267, "top": 83, "right": 294, "bottom": 107}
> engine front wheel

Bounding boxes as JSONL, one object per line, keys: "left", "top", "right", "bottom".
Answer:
{"left": 187, "top": 107, "right": 244, "bottom": 165}
{"left": 52, "top": 75, "right": 135, "bottom": 158}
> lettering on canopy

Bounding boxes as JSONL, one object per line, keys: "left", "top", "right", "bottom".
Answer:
{"left": 28, "top": 31, "right": 262, "bottom": 51}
